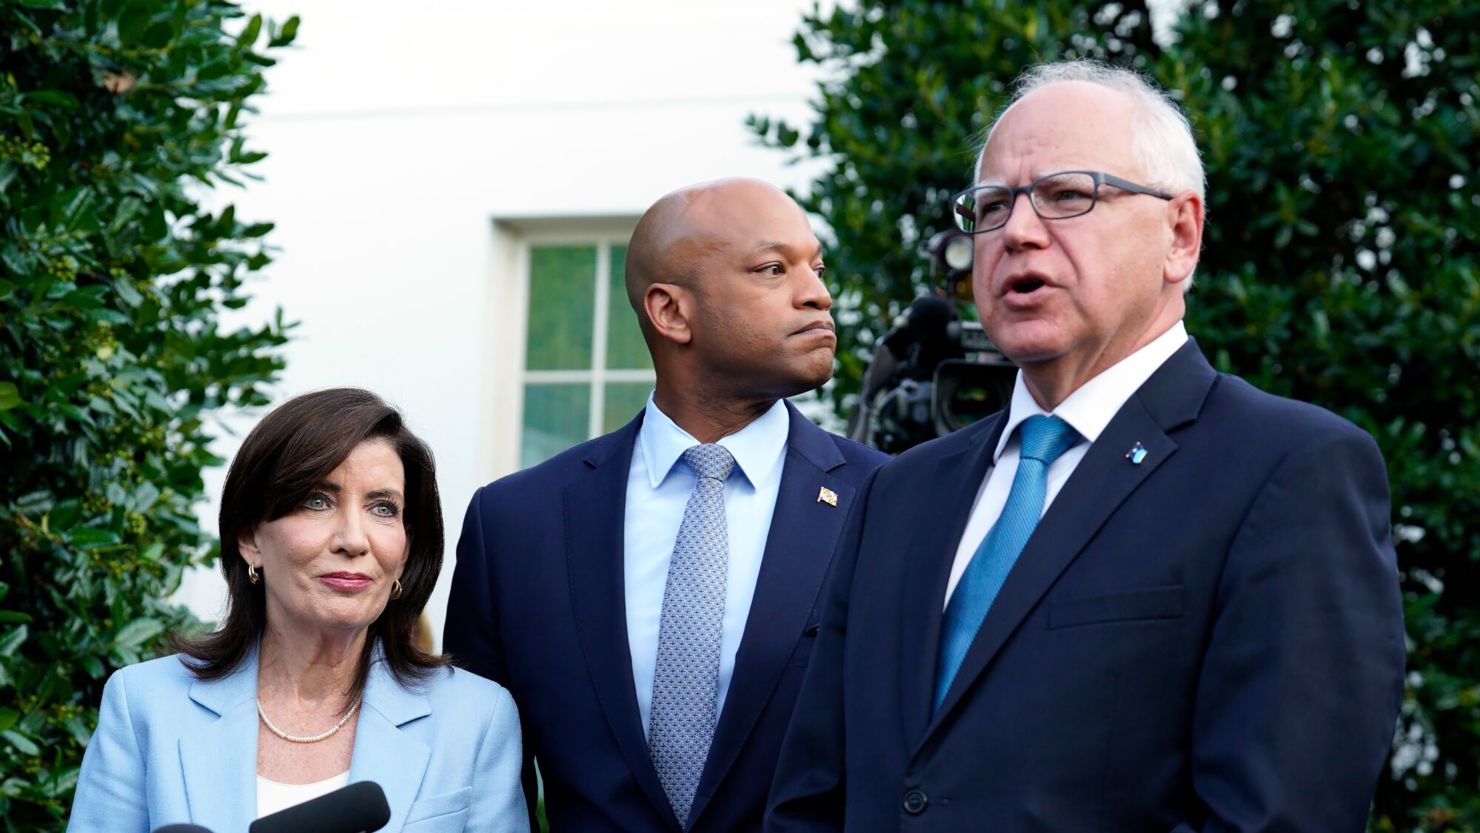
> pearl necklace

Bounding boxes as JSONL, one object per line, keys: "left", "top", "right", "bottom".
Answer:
{"left": 256, "top": 698, "right": 361, "bottom": 744}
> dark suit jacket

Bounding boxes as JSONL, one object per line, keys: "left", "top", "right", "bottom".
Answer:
{"left": 447, "top": 401, "right": 888, "bottom": 833}
{"left": 767, "top": 341, "right": 1405, "bottom": 833}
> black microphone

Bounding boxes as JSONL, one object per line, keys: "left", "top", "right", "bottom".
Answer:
{"left": 152, "top": 827, "right": 213, "bottom": 833}
{"left": 248, "top": 781, "right": 391, "bottom": 833}
{"left": 884, "top": 295, "right": 957, "bottom": 358}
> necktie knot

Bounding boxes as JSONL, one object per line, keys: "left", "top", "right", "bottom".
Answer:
{"left": 1017, "top": 415, "right": 1079, "bottom": 465}
{"left": 682, "top": 443, "right": 736, "bottom": 483}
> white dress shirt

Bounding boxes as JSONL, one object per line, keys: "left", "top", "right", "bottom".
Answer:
{"left": 624, "top": 396, "right": 791, "bottom": 733}
{"left": 943, "top": 322, "right": 1190, "bottom": 606}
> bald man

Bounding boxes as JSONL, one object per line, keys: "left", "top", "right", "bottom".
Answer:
{"left": 446, "top": 179, "right": 887, "bottom": 833}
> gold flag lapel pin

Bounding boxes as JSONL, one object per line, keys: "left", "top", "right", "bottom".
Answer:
{"left": 817, "top": 486, "right": 839, "bottom": 507}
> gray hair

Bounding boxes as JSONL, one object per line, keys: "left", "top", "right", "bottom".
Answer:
{"left": 979, "top": 61, "right": 1206, "bottom": 207}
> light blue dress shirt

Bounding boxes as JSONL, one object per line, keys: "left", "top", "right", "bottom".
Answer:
{"left": 624, "top": 396, "right": 790, "bottom": 733}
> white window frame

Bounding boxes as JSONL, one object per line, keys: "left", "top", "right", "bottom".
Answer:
{"left": 484, "top": 215, "right": 648, "bottom": 479}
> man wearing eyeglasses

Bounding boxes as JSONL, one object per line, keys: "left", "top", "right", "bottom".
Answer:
{"left": 766, "top": 61, "right": 1404, "bottom": 833}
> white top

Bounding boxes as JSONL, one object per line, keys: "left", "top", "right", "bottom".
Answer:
{"left": 624, "top": 395, "right": 791, "bottom": 732}
{"left": 256, "top": 770, "right": 350, "bottom": 818}
{"left": 943, "top": 322, "right": 1190, "bottom": 606}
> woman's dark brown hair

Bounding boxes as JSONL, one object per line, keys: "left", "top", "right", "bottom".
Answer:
{"left": 174, "top": 388, "right": 448, "bottom": 696}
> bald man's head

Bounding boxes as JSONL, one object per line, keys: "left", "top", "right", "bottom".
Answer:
{"left": 622, "top": 177, "right": 836, "bottom": 401}
{"left": 625, "top": 178, "right": 808, "bottom": 314}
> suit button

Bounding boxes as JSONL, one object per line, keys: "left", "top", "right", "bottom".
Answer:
{"left": 902, "top": 788, "right": 928, "bottom": 814}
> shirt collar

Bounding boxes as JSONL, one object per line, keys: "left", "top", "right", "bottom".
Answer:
{"left": 638, "top": 395, "right": 791, "bottom": 490}
{"left": 992, "top": 320, "right": 1188, "bottom": 462}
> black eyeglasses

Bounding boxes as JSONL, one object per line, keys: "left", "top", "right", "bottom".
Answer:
{"left": 952, "top": 170, "right": 1175, "bottom": 234}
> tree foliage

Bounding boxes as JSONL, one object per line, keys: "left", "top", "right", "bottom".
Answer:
{"left": 753, "top": 0, "right": 1479, "bottom": 829}
{"left": 0, "top": 0, "right": 295, "bottom": 827}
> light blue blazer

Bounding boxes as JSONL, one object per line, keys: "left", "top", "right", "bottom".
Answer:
{"left": 66, "top": 647, "right": 529, "bottom": 833}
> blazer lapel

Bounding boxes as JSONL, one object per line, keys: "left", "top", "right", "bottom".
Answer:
{"left": 349, "top": 659, "right": 432, "bottom": 833}
{"left": 926, "top": 341, "right": 1217, "bottom": 733}
{"left": 180, "top": 652, "right": 260, "bottom": 832}
{"left": 898, "top": 416, "right": 1005, "bottom": 746}
{"left": 563, "top": 418, "right": 679, "bottom": 827}
{"left": 690, "top": 407, "right": 851, "bottom": 824}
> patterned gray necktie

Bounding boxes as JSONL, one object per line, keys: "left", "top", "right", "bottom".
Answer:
{"left": 648, "top": 443, "right": 736, "bottom": 828}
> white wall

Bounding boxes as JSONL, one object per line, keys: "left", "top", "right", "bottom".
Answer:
{"left": 176, "top": 0, "right": 828, "bottom": 645}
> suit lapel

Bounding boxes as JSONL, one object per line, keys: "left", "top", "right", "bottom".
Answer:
{"left": 563, "top": 417, "right": 679, "bottom": 827}
{"left": 180, "top": 652, "right": 259, "bottom": 832}
{"left": 926, "top": 342, "right": 1217, "bottom": 733}
{"left": 349, "top": 659, "right": 432, "bottom": 833}
{"left": 690, "top": 407, "right": 850, "bottom": 824}
{"left": 898, "top": 416, "right": 1005, "bottom": 746}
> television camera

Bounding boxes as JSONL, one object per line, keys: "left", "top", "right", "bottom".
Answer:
{"left": 846, "top": 231, "right": 1018, "bottom": 454}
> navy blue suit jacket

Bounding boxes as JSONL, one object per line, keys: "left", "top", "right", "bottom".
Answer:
{"left": 446, "top": 402, "right": 888, "bottom": 833}
{"left": 767, "top": 342, "right": 1405, "bottom": 833}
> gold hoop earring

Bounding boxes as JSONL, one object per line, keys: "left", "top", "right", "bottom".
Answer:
{"left": 390, "top": 578, "right": 402, "bottom": 600}
{"left": 247, "top": 564, "right": 259, "bottom": 584}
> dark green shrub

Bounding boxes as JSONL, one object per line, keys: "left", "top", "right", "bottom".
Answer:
{"left": 0, "top": 1, "right": 295, "bottom": 827}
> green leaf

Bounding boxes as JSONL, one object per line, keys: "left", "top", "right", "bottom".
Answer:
{"left": 2, "top": 731, "right": 40, "bottom": 757}
{"left": 67, "top": 528, "right": 121, "bottom": 549}
{"left": 0, "top": 626, "right": 27, "bottom": 658}
{"left": 236, "top": 13, "right": 262, "bottom": 47}
{"left": 25, "top": 90, "right": 80, "bottom": 109}
{"left": 0, "top": 382, "right": 18, "bottom": 411}
{"left": 66, "top": 716, "right": 93, "bottom": 746}
{"left": 14, "top": 490, "right": 53, "bottom": 514}
{"left": 141, "top": 19, "right": 176, "bottom": 49}
{"left": 131, "top": 482, "right": 161, "bottom": 513}
{"left": 117, "top": 2, "right": 152, "bottom": 45}
{"left": 57, "top": 187, "right": 100, "bottom": 234}
{"left": 0, "top": 709, "right": 18, "bottom": 732}
{"left": 269, "top": 15, "right": 299, "bottom": 47}
{"left": 113, "top": 277, "right": 144, "bottom": 308}
{"left": 112, "top": 618, "right": 164, "bottom": 649}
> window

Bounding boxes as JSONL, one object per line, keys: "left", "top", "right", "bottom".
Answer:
{"left": 521, "top": 240, "right": 655, "bottom": 467}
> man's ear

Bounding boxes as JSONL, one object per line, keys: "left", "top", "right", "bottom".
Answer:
{"left": 1163, "top": 191, "right": 1204, "bottom": 287}
{"left": 644, "top": 283, "right": 694, "bottom": 346}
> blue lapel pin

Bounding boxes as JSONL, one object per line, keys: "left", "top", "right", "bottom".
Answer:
{"left": 1126, "top": 442, "right": 1148, "bottom": 465}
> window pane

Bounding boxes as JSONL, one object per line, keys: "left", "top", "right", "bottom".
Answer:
{"left": 603, "top": 382, "right": 653, "bottom": 433}
{"left": 522, "top": 383, "right": 591, "bottom": 467}
{"left": 605, "top": 244, "right": 652, "bottom": 370}
{"left": 527, "top": 245, "right": 596, "bottom": 371}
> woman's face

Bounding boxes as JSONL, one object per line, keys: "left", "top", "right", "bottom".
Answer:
{"left": 241, "top": 438, "right": 410, "bottom": 642}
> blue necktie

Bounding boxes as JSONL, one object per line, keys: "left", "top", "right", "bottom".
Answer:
{"left": 648, "top": 444, "right": 735, "bottom": 828}
{"left": 934, "top": 415, "right": 1079, "bottom": 710}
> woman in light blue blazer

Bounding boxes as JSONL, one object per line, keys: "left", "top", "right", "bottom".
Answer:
{"left": 68, "top": 389, "right": 529, "bottom": 833}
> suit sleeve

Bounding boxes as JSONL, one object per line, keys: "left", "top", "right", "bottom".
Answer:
{"left": 1176, "top": 427, "right": 1405, "bottom": 832}
{"left": 445, "top": 487, "right": 503, "bottom": 683}
{"left": 66, "top": 670, "right": 149, "bottom": 833}
{"left": 466, "top": 685, "right": 532, "bottom": 833}
{"left": 444, "top": 487, "right": 540, "bottom": 831}
{"left": 765, "top": 468, "right": 880, "bottom": 833}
